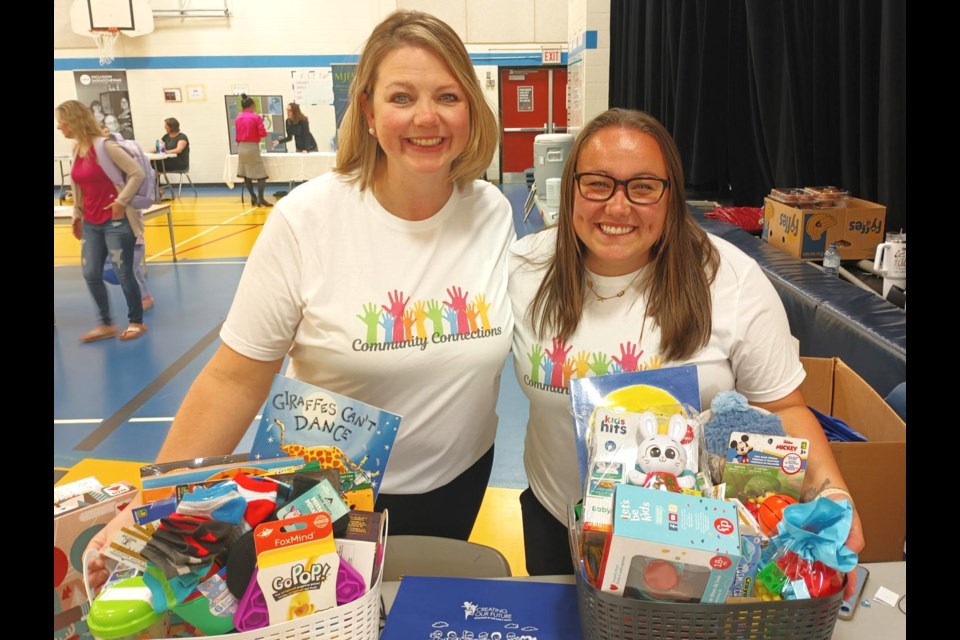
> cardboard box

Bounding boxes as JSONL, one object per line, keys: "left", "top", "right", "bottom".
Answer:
{"left": 54, "top": 481, "right": 139, "bottom": 640}
{"left": 799, "top": 357, "right": 906, "bottom": 562}
{"left": 762, "top": 197, "right": 886, "bottom": 260}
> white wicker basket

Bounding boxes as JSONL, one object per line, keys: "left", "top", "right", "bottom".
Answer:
{"left": 175, "top": 568, "right": 383, "bottom": 640}
{"left": 158, "top": 514, "right": 388, "bottom": 640}
{"left": 86, "top": 511, "right": 388, "bottom": 640}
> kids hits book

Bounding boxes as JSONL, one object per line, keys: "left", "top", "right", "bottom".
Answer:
{"left": 249, "top": 375, "right": 402, "bottom": 498}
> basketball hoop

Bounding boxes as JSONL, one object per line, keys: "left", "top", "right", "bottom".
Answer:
{"left": 90, "top": 27, "right": 120, "bottom": 65}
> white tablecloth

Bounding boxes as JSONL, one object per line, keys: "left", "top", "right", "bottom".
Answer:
{"left": 222, "top": 152, "right": 337, "bottom": 188}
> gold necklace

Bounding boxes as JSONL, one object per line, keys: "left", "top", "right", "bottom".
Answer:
{"left": 585, "top": 278, "right": 626, "bottom": 302}
{"left": 585, "top": 269, "right": 643, "bottom": 302}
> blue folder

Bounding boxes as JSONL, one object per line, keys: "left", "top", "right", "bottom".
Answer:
{"left": 382, "top": 576, "right": 580, "bottom": 640}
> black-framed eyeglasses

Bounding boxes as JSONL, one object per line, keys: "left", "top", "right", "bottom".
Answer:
{"left": 574, "top": 172, "right": 671, "bottom": 205}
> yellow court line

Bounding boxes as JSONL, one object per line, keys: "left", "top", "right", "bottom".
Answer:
{"left": 148, "top": 207, "right": 264, "bottom": 261}
{"left": 54, "top": 197, "right": 267, "bottom": 265}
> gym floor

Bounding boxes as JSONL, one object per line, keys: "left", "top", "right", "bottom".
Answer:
{"left": 53, "top": 181, "right": 544, "bottom": 575}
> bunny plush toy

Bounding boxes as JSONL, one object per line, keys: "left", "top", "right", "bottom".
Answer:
{"left": 626, "top": 412, "right": 696, "bottom": 492}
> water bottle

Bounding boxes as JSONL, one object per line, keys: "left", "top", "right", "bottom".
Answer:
{"left": 159, "top": 141, "right": 166, "bottom": 154}
{"left": 823, "top": 242, "right": 841, "bottom": 277}
{"left": 154, "top": 140, "right": 160, "bottom": 153}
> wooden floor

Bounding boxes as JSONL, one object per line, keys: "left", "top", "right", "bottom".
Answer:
{"left": 54, "top": 185, "right": 546, "bottom": 576}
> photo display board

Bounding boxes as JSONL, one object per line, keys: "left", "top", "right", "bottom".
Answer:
{"left": 224, "top": 94, "right": 287, "bottom": 154}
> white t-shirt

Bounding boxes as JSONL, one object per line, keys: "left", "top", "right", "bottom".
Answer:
{"left": 508, "top": 227, "right": 805, "bottom": 523}
{"left": 222, "top": 172, "right": 516, "bottom": 493}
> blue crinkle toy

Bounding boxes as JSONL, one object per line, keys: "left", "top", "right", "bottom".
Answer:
{"left": 703, "top": 391, "right": 786, "bottom": 458}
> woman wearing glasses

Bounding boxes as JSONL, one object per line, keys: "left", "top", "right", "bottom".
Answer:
{"left": 508, "top": 108, "right": 863, "bottom": 578}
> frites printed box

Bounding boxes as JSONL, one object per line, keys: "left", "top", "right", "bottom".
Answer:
{"left": 762, "top": 197, "right": 886, "bottom": 260}
{"left": 597, "top": 484, "right": 740, "bottom": 604}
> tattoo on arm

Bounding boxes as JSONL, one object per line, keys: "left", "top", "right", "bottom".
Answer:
{"left": 801, "top": 479, "right": 834, "bottom": 503}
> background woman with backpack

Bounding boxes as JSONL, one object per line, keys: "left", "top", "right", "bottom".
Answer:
{"left": 56, "top": 100, "right": 148, "bottom": 342}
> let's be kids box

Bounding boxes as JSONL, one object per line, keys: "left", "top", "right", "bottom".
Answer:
{"left": 597, "top": 484, "right": 740, "bottom": 604}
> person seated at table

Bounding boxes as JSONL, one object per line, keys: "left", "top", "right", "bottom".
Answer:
{"left": 159, "top": 117, "right": 190, "bottom": 172}
{"left": 271, "top": 103, "right": 319, "bottom": 153}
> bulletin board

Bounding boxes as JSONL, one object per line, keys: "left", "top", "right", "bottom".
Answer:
{"left": 224, "top": 94, "right": 288, "bottom": 154}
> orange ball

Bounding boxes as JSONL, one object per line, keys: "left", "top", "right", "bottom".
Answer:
{"left": 757, "top": 494, "right": 797, "bottom": 536}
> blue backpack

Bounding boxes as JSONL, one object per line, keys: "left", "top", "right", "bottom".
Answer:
{"left": 92, "top": 135, "right": 157, "bottom": 210}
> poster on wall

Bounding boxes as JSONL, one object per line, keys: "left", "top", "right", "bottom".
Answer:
{"left": 290, "top": 69, "right": 333, "bottom": 106}
{"left": 331, "top": 63, "right": 357, "bottom": 150}
{"left": 224, "top": 94, "right": 287, "bottom": 154}
{"left": 73, "top": 70, "right": 136, "bottom": 140}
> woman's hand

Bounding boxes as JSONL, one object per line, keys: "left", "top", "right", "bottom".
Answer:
{"left": 271, "top": 139, "right": 279, "bottom": 148}
{"left": 106, "top": 200, "right": 126, "bottom": 220}
{"left": 83, "top": 502, "right": 137, "bottom": 592}
{"left": 71, "top": 217, "right": 82, "bottom": 240}
{"left": 827, "top": 494, "right": 865, "bottom": 600}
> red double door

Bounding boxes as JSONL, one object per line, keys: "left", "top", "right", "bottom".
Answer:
{"left": 499, "top": 67, "right": 568, "bottom": 183}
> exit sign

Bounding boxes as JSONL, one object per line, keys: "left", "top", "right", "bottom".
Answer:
{"left": 542, "top": 49, "right": 562, "bottom": 64}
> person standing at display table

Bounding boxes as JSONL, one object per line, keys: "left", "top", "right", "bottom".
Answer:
{"left": 83, "top": 9, "right": 515, "bottom": 591}
{"left": 57, "top": 100, "right": 148, "bottom": 342}
{"left": 235, "top": 94, "right": 270, "bottom": 207}
{"left": 508, "top": 108, "right": 864, "bottom": 598}
{"left": 271, "top": 103, "right": 319, "bottom": 153}
{"left": 159, "top": 117, "right": 190, "bottom": 171}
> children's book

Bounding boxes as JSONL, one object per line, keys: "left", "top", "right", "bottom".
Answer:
{"left": 381, "top": 576, "right": 580, "bottom": 640}
{"left": 139, "top": 456, "right": 305, "bottom": 504}
{"left": 248, "top": 375, "right": 402, "bottom": 499}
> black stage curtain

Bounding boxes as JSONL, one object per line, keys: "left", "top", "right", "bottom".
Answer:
{"left": 610, "top": 0, "right": 905, "bottom": 233}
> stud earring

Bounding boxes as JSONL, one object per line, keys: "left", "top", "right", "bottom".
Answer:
{"left": 368, "top": 127, "right": 376, "bottom": 136}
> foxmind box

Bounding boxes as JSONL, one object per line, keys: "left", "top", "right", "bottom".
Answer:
{"left": 762, "top": 197, "right": 886, "bottom": 260}
{"left": 799, "top": 357, "right": 906, "bottom": 562}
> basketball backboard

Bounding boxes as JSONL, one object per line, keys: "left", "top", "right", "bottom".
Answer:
{"left": 70, "top": 0, "right": 155, "bottom": 36}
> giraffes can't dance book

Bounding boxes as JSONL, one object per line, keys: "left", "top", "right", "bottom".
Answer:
{"left": 248, "top": 374, "right": 402, "bottom": 499}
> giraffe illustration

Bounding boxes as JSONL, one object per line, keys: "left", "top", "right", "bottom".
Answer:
{"left": 273, "top": 418, "right": 381, "bottom": 479}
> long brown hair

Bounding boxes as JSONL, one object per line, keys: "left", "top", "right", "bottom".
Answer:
{"left": 287, "top": 103, "right": 308, "bottom": 124}
{"left": 334, "top": 10, "right": 498, "bottom": 191}
{"left": 56, "top": 99, "right": 105, "bottom": 157}
{"left": 527, "top": 108, "right": 720, "bottom": 362}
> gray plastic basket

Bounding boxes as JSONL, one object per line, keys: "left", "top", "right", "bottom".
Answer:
{"left": 575, "top": 569, "right": 841, "bottom": 640}
{"left": 568, "top": 506, "right": 842, "bottom": 640}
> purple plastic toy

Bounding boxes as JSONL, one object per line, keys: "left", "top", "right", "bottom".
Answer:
{"left": 336, "top": 558, "right": 366, "bottom": 605}
{"left": 233, "top": 569, "right": 269, "bottom": 632}
{"left": 233, "top": 558, "right": 369, "bottom": 630}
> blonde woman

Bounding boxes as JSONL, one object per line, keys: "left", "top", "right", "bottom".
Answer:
{"left": 56, "top": 100, "right": 147, "bottom": 342}
{"left": 85, "top": 10, "right": 515, "bottom": 590}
